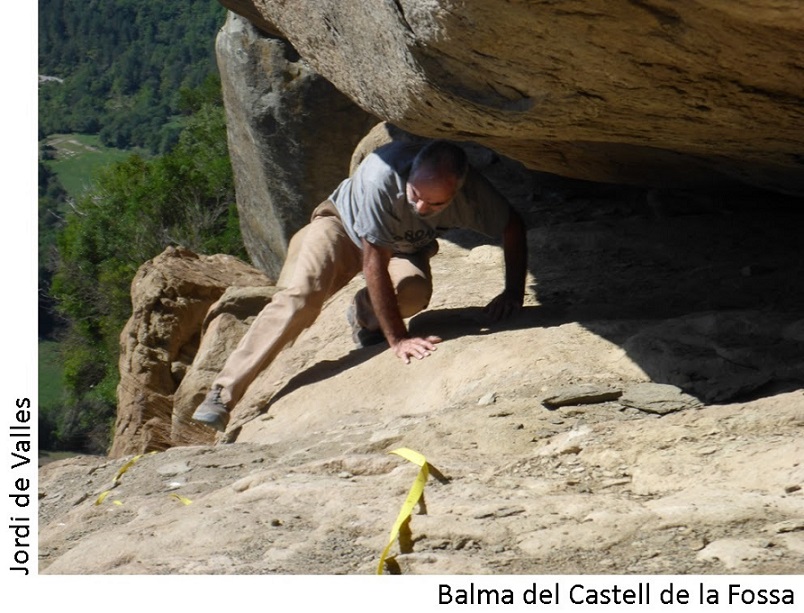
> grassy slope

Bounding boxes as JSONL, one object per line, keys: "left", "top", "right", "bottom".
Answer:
{"left": 43, "top": 133, "right": 137, "bottom": 198}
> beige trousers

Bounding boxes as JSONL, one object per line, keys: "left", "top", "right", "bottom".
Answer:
{"left": 214, "top": 201, "right": 433, "bottom": 408}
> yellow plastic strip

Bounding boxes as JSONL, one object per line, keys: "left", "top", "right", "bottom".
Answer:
{"left": 95, "top": 451, "right": 159, "bottom": 505}
{"left": 170, "top": 494, "right": 193, "bottom": 505}
{"left": 112, "top": 454, "right": 143, "bottom": 484}
{"left": 377, "top": 448, "right": 431, "bottom": 575}
{"left": 112, "top": 451, "right": 156, "bottom": 484}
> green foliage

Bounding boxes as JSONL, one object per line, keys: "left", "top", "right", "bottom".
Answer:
{"left": 38, "top": 0, "right": 227, "bottom": 153}
{"left": 39, "top": 1, "right": 240, "bottom": 453}
{"left": 50, "top": 89, "right": 245, "bottom": 453}
{"left": 39, "top": 162, "right": 68, "bottom": 338}
{"left": 39, "top": 340, "right": 65, "bottom": 450}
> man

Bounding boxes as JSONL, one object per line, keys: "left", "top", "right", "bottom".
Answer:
{"left": 192, "top": 139, "right": 527, "bottom": 431}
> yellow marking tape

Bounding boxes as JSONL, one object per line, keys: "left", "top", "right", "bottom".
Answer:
{"left": 170, "top": 494, "right": 193, "bottom": 505}
{"left": 112, "top": 451, "right": 156, "bottom": 484}
{"left": 377, "top": 448, "right": 432, "bottom": 575}
{"left": 95, "top": 451, "right": 158, "bottom": 505}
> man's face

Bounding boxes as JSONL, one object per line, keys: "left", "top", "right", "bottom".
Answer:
{"left": 406, "top": 169, "right": 459, "bottom": 219}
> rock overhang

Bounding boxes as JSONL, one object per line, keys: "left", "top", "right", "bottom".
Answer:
{"left": 218, "top": 0, "right": 804, "bottom": 195}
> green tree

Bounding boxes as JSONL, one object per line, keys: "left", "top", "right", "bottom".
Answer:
{"left": 51, "top": 86, "right": 245, "bottom": 453}
{"left": 38, "top": 161, "right": 68, "bottom": 338}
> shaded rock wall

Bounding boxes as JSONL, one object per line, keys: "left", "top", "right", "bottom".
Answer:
{"left": 216, "top": 12, "right": 378, "bottom": 279}
{"left": 219, "top": 0, "right": 804, "bottom": 195}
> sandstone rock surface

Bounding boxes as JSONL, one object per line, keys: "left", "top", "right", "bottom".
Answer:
{"left": 111, "top": 246, "right": 272, "bottom": 457}
{"left": 220, "top": 0, "right": 804, "bottom": 195}
{"left": 45, "top": 188, "right": 804, "bottom": 578}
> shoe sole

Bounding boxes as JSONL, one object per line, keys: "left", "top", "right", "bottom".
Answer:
{"left": 192, "top": 408, "right": 229, "bottom": 432}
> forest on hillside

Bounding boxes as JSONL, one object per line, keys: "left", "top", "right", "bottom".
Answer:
{"left": 39, "top": 0, "right": 227, "bottom": 152}
{"left": 39, "top": 0, "right": 246, "bottom": 453}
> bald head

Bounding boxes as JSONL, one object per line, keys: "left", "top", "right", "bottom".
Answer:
{"left": 407, "top": 141, "right": 468, "bottom": 218}
{"left": 410, "top": 140, "right": 468, "bottom": 186}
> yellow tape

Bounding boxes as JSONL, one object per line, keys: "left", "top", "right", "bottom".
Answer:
{"left": 95, "top": 451, "right": 159, "bottom": 505}
{"left": 377, "top": 448, "right": 432, "bottom": 575}
{"left": 112, "top": 451, "right": 156, "bottom": 484}
{"left": 112, "top": 454, "right": 142, "bottom": 484}
{"left": 170, "top": 494, "right": 193, "bottom": 505}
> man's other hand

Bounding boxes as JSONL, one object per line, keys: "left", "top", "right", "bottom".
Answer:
{"left": 391, "top": 336, "right": 442, "bottom": 364}
{"left": 483, "top": 289, "right": 522, "bottom": 323}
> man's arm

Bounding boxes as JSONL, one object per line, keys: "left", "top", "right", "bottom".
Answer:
{"left": 362, "top": 238, "right": 442, "bottom": 364}
{"left": 483, "top": 207, "right": 527, "bottom": 322}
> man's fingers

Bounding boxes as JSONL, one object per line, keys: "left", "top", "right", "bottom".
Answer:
{"left": 410, "top": 339, "right": 435, "bottom": 359}
{"left": 394, "top": 336, "right": 443, "bottom": 363}
{"left": 484, "top": 298, "right": 504, "bottom": 322}
{"left": 484, "top": 294, "right": 521, "bottom": 323}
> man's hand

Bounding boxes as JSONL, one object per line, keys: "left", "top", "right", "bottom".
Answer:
{"left": 391, "top": 335, "right": 443, "bottom": 364}
{"left": 482, "top": 289, "right": 523, "bottom": 323}
{"left": 481, "top": 207, "right": 527, "bottom": 324}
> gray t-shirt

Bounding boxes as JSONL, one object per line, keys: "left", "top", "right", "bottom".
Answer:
{"left": 329, "top": 142, "right": 511, "bottom": 254}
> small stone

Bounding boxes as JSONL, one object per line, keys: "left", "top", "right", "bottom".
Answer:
{"left": 619, "top": 382, "right": 703, "bottom": 415}
{"left": 691, "top": 538, "right": 709, "bottom": 551}
{"left": 784, "top": 484, "right": 801, "bottom": 494}
{"left": 495, "top": 506, "right": 526, "bottom": 518}
{"left": 541, "top": 384, "right": 622, "bottom": 409}
{"left": 478, "top": 392, "right": 497, "bottom": 405}
{"left": 773, "top": 519, "right": 804, "bottom": 534}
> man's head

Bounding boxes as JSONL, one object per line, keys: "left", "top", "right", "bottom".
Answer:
{"left": 407, "top": 140, "right": 468, "bottom": 218}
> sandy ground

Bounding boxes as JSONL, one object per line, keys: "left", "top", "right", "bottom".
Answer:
{"left": 39, "top": 189, "right": 804, "bottom": 575}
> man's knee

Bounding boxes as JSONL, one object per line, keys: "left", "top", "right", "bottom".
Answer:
{"left": 396, "top": 275, "right": 433, "bottom": 317}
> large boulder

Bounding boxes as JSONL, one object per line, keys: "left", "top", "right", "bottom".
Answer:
{"left": 111, "top": 247, "right": 272, "bottom": 457}
{"left": 219, "top": 0, "right": 804, "bottom": 195}
{"left": 216, "top": 12, "right": 378, "bottom": 279}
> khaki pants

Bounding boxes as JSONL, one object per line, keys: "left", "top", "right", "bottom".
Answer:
{"left": 214, "top": 201, "right": 433, "bottom": 408}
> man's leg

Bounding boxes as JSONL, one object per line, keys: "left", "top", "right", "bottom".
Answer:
{"left": 350, "top": 247, "right": 434, "bottom": 338}
{"left": 194, "top": 204, "right": 362, "bottom": 429}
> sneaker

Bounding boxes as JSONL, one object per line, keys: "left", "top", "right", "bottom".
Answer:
{"left": 346, "top": 303, "right": 386, "bottom": 348}
{"left": 192, "top": 386, "right": 230, "bottom": 432}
